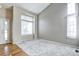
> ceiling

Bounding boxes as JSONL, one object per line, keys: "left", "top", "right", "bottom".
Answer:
{"left": 0, "top": 3, "right": 50, "bottom": 14}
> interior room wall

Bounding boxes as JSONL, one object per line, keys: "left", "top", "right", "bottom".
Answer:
{"left": 76, "top": 4, "right": 79, "bottom": 47}
{"left": 38, "top": 3, "right": 79, "bottom": 46}
{"left": 0, "top": 18, "right": 5, "bottom": 44}
{"left": 0, "top": 8, "right": 5, "bottom": 17}
{"left": 13, "top": 6, "right": 36, "bottom": 44}
{"left": 0, "top": 8, "right": 6, "bottom": 44}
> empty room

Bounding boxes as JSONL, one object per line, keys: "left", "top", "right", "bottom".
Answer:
{"left": 0, "top": 3, "right": 79, "bottom": 56}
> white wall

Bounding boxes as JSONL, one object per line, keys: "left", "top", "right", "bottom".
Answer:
{"left": 0, "top": 18, "right": 5, "bottom": 44}
{"left": 0, "top": 8, "right": 5, "bottom": 18}
{"left": 38, "top": 3, "right": 79, "bottom": 46}
{"left": 76, "top": 4, "right": 79, "bottom": 47}
{"left": 13, "top": 6, "right": 36, "bottom": 44}
{"left": 0, "top": 8, "right": 6, "bottom": 44}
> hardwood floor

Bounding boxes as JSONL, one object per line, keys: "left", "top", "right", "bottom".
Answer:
{"left": 0, "top": 44, "right": 28, "bottom": 56}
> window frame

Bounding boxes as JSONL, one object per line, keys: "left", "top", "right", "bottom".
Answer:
{"left": 67, "top": 3, "right": 77, "bottom": 39}
{"left": 21, "top": 15, "right": 34, "bottom": 35}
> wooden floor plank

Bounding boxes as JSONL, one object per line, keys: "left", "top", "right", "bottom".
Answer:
{"left": 0, "top": 44, "right": 28, "bottom": 56}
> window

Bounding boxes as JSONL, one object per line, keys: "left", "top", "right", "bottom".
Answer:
{"left": 21, "top": 15, "right": 33, "bottom": 35}
{"left": 67, "top": 3, "right": 77, "bottom": 39}
{"left": 4, "top": 20, "right": 8, "bottom": 40}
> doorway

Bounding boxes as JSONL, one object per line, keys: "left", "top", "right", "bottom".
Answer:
{"left": 0, "top": 17, "right": 9, "bottom": 44}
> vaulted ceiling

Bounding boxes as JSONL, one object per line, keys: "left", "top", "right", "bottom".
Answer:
{"left": 0, "top": 3, "right": 50, "bottom": 14}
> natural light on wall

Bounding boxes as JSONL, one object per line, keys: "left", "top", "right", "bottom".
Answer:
{"left": 67, "top": 3, "right": 77, "bottom": 39}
